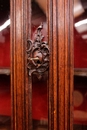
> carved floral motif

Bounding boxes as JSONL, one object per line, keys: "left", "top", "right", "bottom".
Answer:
{"left": 27, "top": 24, "right": 49, "bottom": 79}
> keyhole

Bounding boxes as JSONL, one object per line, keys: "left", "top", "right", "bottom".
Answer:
{"left": 37, "top": 59, "right": 41, "bottom": 64}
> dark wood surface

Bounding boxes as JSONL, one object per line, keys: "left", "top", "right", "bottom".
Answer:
{"left": 11, "top": 0, "right": 32, "bottom": 129}
{"left": 48, "top": 0, "right": 73, "bottom": 130}
{"left": 10, "top": 0, "right": 73, "bottom": 130}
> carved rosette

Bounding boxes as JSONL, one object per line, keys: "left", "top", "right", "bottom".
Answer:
{"left": 27, "top": 24, "right": 49, "bottom": 79}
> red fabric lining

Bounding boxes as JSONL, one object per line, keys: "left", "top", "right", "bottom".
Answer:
{"left": 0, "top": 75, "right": 11, "bottom": 116}
{"left": 0, "top": 29, "right": 10, "bottom": 67}
{"left": 74, "top": 29, "right": 87, "bottom": 68}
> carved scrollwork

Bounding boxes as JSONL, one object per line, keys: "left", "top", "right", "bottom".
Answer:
{"left": 27, "top": 24, "right": 49, "bottom": 79}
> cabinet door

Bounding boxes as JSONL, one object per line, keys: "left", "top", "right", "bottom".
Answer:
{"left": 11, "top": 0, "right": 73, "bottom": 130}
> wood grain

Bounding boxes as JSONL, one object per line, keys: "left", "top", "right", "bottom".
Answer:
{"left": 10, "top": 0, "right": 32, "bottom": 129}
{"left": 48, "top": 0, "right": 73, "bottom": 130}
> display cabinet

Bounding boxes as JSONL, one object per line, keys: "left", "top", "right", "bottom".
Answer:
{"left": 0, "top": 0, "right": 74, "bottom": 130}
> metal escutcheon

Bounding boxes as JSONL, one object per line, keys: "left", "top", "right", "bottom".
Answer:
{"left": 27, "top": 24, "right": 49, "bottom": 79}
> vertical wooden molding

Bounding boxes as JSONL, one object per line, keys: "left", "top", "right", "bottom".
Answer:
{"left": 48, "top": 0, "right": 73, "bottom": 130}
{"left": 10, "top": 0, "right": 32, "bottom": 130}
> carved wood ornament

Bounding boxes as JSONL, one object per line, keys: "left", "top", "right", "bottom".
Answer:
{"left": 27, "top": 24, "right": 49, "bottom": 79}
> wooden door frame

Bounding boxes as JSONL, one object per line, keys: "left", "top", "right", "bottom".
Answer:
{"left": 10, "top": 0, "right": 73, "bottom": 130}
{"left": 11, "top": 0, "right": 32, "bottom": 129}
{"left": 48, "top": 0, "right": 73, "bottom": 130}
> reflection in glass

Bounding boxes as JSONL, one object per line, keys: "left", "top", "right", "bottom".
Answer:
{"left": 31, "top": 1, "right": 48, "bottom": 130}
{"left": 74, "top": 0, "right": 87, "bottom": 129}
{"left": 0, "top": 0, "right": 11, "bottom": 129}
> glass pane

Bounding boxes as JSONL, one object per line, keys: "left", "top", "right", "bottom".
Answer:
{"left": 31, "top": 1, "right": 48, "bottom": 129}
{"left": 74, "top": 0, "right": 87, "bottom": 129}
{"left": 0, "top": 0, "right": 11, "bottom": 129}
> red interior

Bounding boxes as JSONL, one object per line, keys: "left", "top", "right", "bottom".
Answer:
{"left": 0, "top": 75, "right": 11, "bottom": 116}
{"left": 74, "top": 28, "right": 87, "bottom": 68}
{"left": 74, "top": 76, "right": 87, "bottom": 125}
{"left": 0, "top": 29, "right": 10, "bottom": 67}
